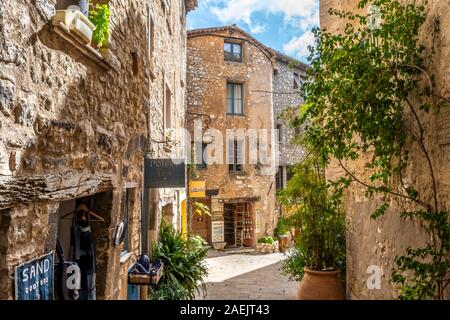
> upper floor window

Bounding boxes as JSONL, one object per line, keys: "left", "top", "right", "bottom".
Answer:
{"left": 121, "top": 188, "right": 134, "bottom": 255}
{"left": 228, "top": 139, "right": 243, "bottom": 173}
{"left": 226, "top": 82, "right": 243, "bottom": 115}
{"left": 277, "top": 124, "right": 283, "bottom": 142}
{"left": 195, "top": 142, "right": 208, "bottom": 169}
{"left": 224, "top": 42, "right": 242, "bottom": 62}
{"left": 294, "top": 72, "right": 301, "bottom": 89}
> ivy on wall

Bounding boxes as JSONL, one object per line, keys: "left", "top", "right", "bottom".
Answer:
{"left": 298, "top": 0, "right": 450, "bottom": 299}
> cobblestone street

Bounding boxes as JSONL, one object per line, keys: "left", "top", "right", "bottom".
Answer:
{"left": 196, "top": 250, "right": 298, "bottom": 300}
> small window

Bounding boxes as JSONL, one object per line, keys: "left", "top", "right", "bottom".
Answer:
{"left": 224, "top": 42, "right": 242, "bottom": 62}
{"left": 294, "top": 73, "right": 301, "bottom": 90}
{"left": 226, "top": 82, "right": 243, "bottom": 115}
{"left": 277, "top": 124, "right": 283, "bottom": 142}
{"left": 121, "top": 189, "right": 132, "bottom": 254}
{"left": 276, "top": 167, "right": 284, "bottom": 190}
{"left": 196, "top": 142, "right": 208, "bottom": 169}
{"left": 165, "top": 84, "right": 172, "bottom": 130}
{"left": 228, "top": 139, "right": 243, "bottom": 172}
{"left": 287, "top": 166, "right": 295, "bottom": 182}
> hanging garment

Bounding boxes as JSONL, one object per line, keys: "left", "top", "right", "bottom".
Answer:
{"left": 54, "top": 239, "right": 80, "bottom": 300}
{"left": 69, "top": 212, "right": 96, "bottom": 300}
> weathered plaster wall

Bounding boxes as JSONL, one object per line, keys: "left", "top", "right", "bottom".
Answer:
{"left": 320, "top": 0, "right": 450, "bottom": 299}
{"left": 187, "top": 28, "right": 277, "bottom": 241}
{"left": 0, "top": 0, "right": 190, "bottom": 300}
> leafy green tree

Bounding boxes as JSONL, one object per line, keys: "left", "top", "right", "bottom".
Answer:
{"left": 278, "top": 150, "right": 346, "bottom": 281}
{"left": 298, "top": 0, "right": 450, "bottom": 299}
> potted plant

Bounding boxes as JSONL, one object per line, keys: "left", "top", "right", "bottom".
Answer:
{"left": 274, "top": 216, "right": 289, "bottom": 253}
{"left": 278, "top": 151, "right": 346, "bottom": 300}
{"left": 88, "top": 3, "right": 110, "bottom": 50}
{"left": 152, "top": 222, "right": 208, "bottom": 300}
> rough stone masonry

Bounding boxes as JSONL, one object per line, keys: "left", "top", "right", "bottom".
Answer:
{"left": 0, "top": 0, "right": 195, "bottom": 300}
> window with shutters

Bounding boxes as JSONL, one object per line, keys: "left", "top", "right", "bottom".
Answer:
{"left": 294, "top": 72, "right": 301, "bottom": 90}
{"left": 121, "top": 188, "right": 134, "bottom": 255}
{"left": 228, "top": 139, "right": 243, "bottom": 172}
{"left": 224, "top": 42, "right": 242, "bottom": 62}
{"left": 275, "top": 167, "right": 284, "bottom": 190}
{"left": 226, "top": 82, "right": 244, "bottom": 115}
{"left": 196, "top": 142, "right": 207, "bottom": 169}
{"left": 277, "top": 124, "right": 283, "bottom": 142}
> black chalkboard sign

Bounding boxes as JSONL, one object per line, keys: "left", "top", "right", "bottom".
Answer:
{"left": 144, "top": 159, "right": 186, "bottom": 188}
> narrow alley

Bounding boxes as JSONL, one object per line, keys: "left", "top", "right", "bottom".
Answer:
{"left": 197, "top": 250, "right": 298, "bottom": 300}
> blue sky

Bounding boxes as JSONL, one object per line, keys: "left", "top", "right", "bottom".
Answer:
{"left": 187, "top": 0, "right": 320, "bottom": 63}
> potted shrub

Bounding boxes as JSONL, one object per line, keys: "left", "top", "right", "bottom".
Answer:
{"left": 88, "top": 3, "right": 110, "bottom": 50}
{"left": 274, "top": 217, "right": 289, "bottom": 253}
{"left": 278, "top": 152, "right": 346, "bottom": 300}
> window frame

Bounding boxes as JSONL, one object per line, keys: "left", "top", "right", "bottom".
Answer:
{"left": 226, "top": 82, "right": 244, "bottom": 115}
{"left": 196, "top": 142, "right": 208, "bottom": 170}
{"left": 294, "top": 72, "right": 301, "bottom": 90}
{"left": 228, "top": 139, "right": 243, "bottom": 173}
{"left": 277, "top": 124, "right": 283, "bottom": 142}
{"left": 121, "top": 188, "right": 132, "bottom": 255}
{"left": 224, "top": 41, "right": 243, "bottom": 63}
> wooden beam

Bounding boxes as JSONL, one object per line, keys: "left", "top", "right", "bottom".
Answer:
{"left": 0, "top": 171, "right": 114, "bottom": 210}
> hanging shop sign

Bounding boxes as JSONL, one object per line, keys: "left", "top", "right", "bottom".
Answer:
{"left": 144, "top": 159, "right": 186, "bottom": 188}
{"left": 211, "top": 221, "right": 225, "bottom": 243}
{"left": 14, "top": 251, "right": 55, "bottom": 300}
{"left": 189, "top": 180, "right": 206, "bottom": 198}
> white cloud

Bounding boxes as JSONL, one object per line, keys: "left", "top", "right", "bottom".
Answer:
{"left": 210, "top": 0, "right": 318, "bottom": 34}
{"left": 249, "top": 23, "right": 267, "bottom": 34}
{"left": 283, "top": 30, "right": 315, "bottom": 58}
{"left": 204, "top": 0, "right": 320, "bottom": 59}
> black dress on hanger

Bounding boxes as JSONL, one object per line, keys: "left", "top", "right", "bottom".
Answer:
{"left": 69, "top": 208, "right": 96, "bottom": 300}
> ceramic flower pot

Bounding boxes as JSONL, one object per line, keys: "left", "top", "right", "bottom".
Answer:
{"left": 296, "top": 268, "right": 346, "bottom": 300}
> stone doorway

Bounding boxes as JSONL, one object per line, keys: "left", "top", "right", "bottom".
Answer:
{"left": 224, "top": 203, "right": 253, "bottom": 248}
{"left": 56, "top": 191, "right": 112, "bottom": 300}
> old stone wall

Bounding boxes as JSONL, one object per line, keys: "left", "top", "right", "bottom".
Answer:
{"left": 273, "top": 60, "right": 305, "bottom": 167}
{"left": 320, "top": 0, "right": 450, "bottom": 299}
{"left": 0, "top": 0, "right": 191, "bottom": 300}
{"left": 187, "top": 27, "right": 277, "bottom": 242}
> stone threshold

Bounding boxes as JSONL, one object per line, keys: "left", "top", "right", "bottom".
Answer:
{"left": 51, "top": 21, "right": 113, "bottom": 72}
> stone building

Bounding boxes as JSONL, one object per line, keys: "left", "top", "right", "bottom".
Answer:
{"left": 187, "top": 25, "right": 305, "bottom": 248}
{"left": 272, "top": 53, "right": 307, "bottom": 192}
{"left": 320, "top": 0, "right": 450, "bottom": 299}
{"left": 0, "top": 0, "right": 196, "bottom": 300}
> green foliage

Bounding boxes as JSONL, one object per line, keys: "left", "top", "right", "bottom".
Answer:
{"left": 278, "top": 152, "right": 346, "bottom": 281}
{"left": 152, "top": 222, "right": 208, "bottom": 300}
{"left": 299, "top": 0, "right": 450, "bottom": 299}
{"left": 89, "top": 4, "right": 110, "bottom": 48}
{"left": 194, "top": 201, "right": 211, "bottom": 217}
{"left": 258, "top": 236, "right": 276, "bottom": 244}
{"left": 274, "top": 217, "right": 289, "bottom": 237}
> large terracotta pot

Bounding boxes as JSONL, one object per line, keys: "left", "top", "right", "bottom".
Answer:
{"left": 296, "top": 268, "right": 346, "bottom": 300}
